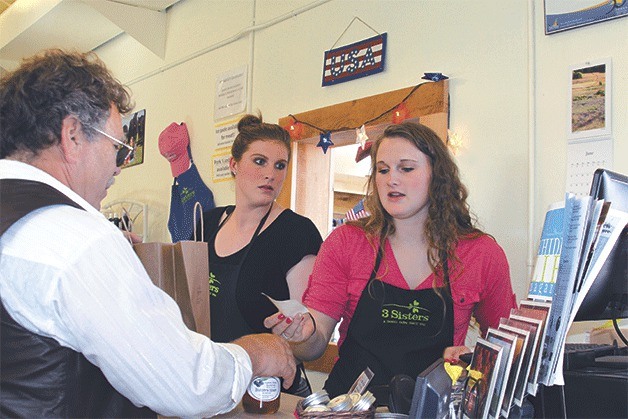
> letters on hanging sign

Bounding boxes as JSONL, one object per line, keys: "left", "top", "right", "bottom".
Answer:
{"left": 322, "top": 33, "right": 387, "bottom": 87}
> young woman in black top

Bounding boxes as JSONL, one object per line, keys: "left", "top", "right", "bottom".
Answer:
{"left": 199, "top": 113, "right": 322, "bottom": 396}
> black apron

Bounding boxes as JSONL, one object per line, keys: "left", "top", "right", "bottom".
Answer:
{"left": 324, "top": 243, "right": 454, "bottom": 404}
{"left": 209, "top": 205, "right": 273, "bottom": 342}
{"left": 207, "top": 204, "right": 311, "bottom": 396}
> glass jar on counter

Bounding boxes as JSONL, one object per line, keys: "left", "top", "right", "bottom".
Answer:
{"left": 242, "top": 376, "right": 281, "bottom": 414}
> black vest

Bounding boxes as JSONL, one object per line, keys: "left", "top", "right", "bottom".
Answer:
{"left": 0, "top": 178, "right": 155, "bottom": 418}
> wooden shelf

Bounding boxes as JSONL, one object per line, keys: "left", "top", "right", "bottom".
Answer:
{"left": 333, "top": 191, "right": 363, "bottom": 216}
{"left": 333, "top": 173, "right": 368, "bottom": 195}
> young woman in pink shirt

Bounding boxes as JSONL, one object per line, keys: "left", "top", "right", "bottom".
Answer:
{"left": 265, "top": 121, "right": 517, "bottom": 403}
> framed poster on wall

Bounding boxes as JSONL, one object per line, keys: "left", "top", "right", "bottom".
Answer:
{"left": 568, "top": 58, "right": 611, "bottom": 140}
{"left": 544, "top": 0, "right": 628, "bottom": 34}
{"left": 121, "top": 109, "right": 145, "bottom": 169}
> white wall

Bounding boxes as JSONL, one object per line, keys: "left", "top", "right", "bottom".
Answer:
{"left": 534, "top": 2, "right": 628, "bottom": 226}
{"left": 97, "top": 0, "right": 627, "bottom": 305}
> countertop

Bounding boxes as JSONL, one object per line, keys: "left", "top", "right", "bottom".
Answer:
{"left": 215, "top": 393, "right": 301, "bottom": 418}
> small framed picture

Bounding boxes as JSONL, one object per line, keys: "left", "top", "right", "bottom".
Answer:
{"left": 120, "top": 109, "right": 146, "bottom": 169}
{"left": 568, "top": 58, "right": 611, "bottom": 141}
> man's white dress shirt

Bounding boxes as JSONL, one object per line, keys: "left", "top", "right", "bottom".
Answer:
{"left": 0, "top": 159, "right": 252, "bottom": 418}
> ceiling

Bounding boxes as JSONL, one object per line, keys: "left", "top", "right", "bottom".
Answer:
{"left": 0, "top": 0, "right": 181, "bottom": 71}
{"left": 0, "top": 0, "right": 17, "bottom": 15}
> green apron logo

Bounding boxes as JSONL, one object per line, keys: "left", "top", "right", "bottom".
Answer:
{"left": 180, "top": 187, "right": 196, "bottom": 204}
{"left": 209, "top": 272, "right": 220, "bottom": 297}
{"left": 381, "top": 299, "right": 431, "bottom": 325}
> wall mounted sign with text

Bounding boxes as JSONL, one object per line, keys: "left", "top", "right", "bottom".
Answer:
{"left": 544, "top": 0, "right": 627, "bottom": 34}
{"left": 211, "top": 151, "right": 232, "bottom": 182}
{"left": 214, "top": 117, "right": 240, "bottom": 151}
{"left": 214, "top": 65, "right": 247, "bottom": 121}
{"left": 322, "top": 33, "right": 387, "bottom": 87}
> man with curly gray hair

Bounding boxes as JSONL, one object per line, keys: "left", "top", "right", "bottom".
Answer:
{"left": 0, "top": 49, "right": 295, "bottom": 418}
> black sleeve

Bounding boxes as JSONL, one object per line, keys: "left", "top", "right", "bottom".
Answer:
{"left": 278, "top": 211, "right": 323, "bottom": 273}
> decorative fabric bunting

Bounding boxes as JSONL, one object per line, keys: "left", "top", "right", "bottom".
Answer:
{"left": 316, "top": 132, "right": 334, "bottom": 154}
{"left": 286, "top": 78, "right": 448, "bottom": 157}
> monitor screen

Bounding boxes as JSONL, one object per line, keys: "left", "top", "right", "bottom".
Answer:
{"left": 408, "top": 358, "right": 451, "bottom": 419}
{"left": 574, "top": 168, "right": 628, "bottom": 321}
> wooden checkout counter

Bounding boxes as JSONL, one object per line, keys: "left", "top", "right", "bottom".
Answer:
{"left": 215, "top": 393, "right": 302, "bottom": 418}
{"left": 217, "top": 343, "right": 341, "bottom": 417}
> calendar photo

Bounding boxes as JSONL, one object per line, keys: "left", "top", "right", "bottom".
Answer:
{"left": 568, "top": 58, "right": 611, "bottom": 140}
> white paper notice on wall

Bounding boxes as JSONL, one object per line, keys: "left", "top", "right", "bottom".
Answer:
{"left": 214, "top": 65, "right": 247, "bottom": 121}
{"left": 566, "top": 137, "right": 613, "bottom": 197}
{"left": 214, "top": 117, "right": 240, "bottom": 151}
{"left": 211, "top": 151, "right": 232, "bottom": 182}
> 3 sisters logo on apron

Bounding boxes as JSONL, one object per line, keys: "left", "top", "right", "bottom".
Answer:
{"left": 179, "top": 186, "right": 196, "bottom": 204}
{"left": 209, "top": 272, "right": 220, "bottom": 297}
{"left": 380, "top": 299, "right": 431, "bottom": 326}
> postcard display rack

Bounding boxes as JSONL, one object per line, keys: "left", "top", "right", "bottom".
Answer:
{"left": 101, "top": 200, "right": 148, "bottom": 242}
{"left": 455, "top": 189, "right": 628, "bottom": 419}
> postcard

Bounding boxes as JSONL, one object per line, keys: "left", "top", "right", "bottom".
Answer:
{"left": 462, "top": 338, "right": 503, "bottom": 419}
{"left": 497, "top": 324, "right": 530, "bottom": 416}
{"left": 486, "top": 328, "right": 517, "bottom": 419}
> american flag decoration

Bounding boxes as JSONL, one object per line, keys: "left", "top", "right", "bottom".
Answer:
{"left": 345, "top": 199, "right": 369, "bottom": 221}
{"left": 322, "top": 33, "right": 387, "bottom": 87}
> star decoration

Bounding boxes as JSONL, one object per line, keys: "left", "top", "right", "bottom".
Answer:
{"left": 422, "top": 72, "right": 449, "bottom": 82}
{"left": 316, "top": 132, "right": 334, "bottom": 154}
{"left": 355, "top": 125, "right": 369, "bottom": 148}
{"left": 355, "top": 141, "right": 372, "bottom": 162}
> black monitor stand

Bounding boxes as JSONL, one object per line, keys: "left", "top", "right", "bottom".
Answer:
{"left": 532, "top": 346, "right": 628, "bottom": 418}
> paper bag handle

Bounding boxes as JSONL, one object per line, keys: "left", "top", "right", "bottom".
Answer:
{"left": 193, "top": 201, "right": 204, "bottom": 242}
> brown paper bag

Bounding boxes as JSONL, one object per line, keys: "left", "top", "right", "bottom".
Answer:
{"left": 173, "top": 240, "right": 210, "bottom": 337}
{"left": 134, "top": 241, "right": 210, "bottom": 338}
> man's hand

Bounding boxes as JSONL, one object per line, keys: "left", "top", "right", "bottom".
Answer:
{"left": 233, "top": 333, "right": 296, "bottom": 389}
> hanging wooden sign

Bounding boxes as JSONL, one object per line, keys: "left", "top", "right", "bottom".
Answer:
{"left": 322, "top": 33, "right": 387, "bottom": 87}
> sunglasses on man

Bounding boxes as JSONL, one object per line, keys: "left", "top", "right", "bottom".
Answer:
{"left": 88, "top": 126, "right": 134, "bottom": 167}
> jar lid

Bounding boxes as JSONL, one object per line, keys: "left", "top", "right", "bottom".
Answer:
{"left": 302, "top": 390, "right": 330, "bottom": 408}
{"left": 349, "top": 392, "right": 362, "bottom": 406}
{"left": 351, "top": 390, "right": 376, "bottom": 411}
{"left": 304, "top": 404, "right": 331, "bottom": 413}
{"left": 328, "top": 394, "right": 353, "bottom": 411}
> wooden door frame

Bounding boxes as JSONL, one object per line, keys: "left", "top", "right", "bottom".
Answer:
{"left": 276, "top": 80, "right": 449, "bottom": 228}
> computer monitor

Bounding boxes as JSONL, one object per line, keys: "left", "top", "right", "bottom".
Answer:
{"left": 574, "top": 168, "right": 628, "bottom": 321}
{"left": 408, "top": 358, "right": 451, "bottom": 419}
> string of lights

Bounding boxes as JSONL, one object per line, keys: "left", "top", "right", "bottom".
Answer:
{"left": 284, "top": 73, "right": 448, "bottom": 138}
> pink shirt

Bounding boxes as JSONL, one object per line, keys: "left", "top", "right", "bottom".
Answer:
{"left": 303, "top": 225, "right": 517, "bottom": 347}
